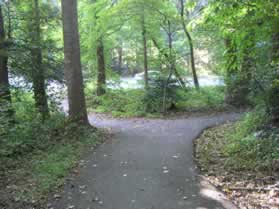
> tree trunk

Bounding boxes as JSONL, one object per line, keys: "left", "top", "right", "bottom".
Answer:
{"left": 141, "top": 12, "right": 148, "bottom": 88}
{"left": 31, "top": 0, "right": 49, "bottom": 120}
{"left": 61, "top": 0, "right": 89, "bottom": 124}
{"left": 117, "top": 45, "right": 123, "bottom": 68}
{"left": 0, "top": 5, "right": 13, "bottom": 119}
{"left": 271, "top": 20, "right": 279, "bottom": 62}
{"left": 180, "top": 0, "right": 199, "bottom": 89}
{"left": 96, "top": 37, "right": 106, "bottom": 96}
{"left": 163, "top": 26, "right": 176, "bottom": 113}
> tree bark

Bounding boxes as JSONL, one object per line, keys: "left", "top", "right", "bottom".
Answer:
{"left": 141, "top": 12, "right": 148, "bottom": 88}
{"left": 0, "top": 5, "right": 13, "bottom": 119}
{"left": 180, "top": 0, "right": 199, "bottom": 89}
{"left": 31, "top": 0, "right": 49, "bottom": 120}
{"left": 96, "top": 37, "right": 106, "bottom": 96}
{"left": 61, "top": 0, "right": 89, "bottom": 124}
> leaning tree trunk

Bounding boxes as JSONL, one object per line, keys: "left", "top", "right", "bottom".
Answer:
{"left": 61, "top": 0, "right": 88, "bottom": 124}
{"left": 141, "top": 12, "right": 148, "bottom": 88}
{"left": 180, "top": 0, "right": 199, "bottom": 89}
{"left": 0, "top": 5, "right": 13, "bottom": 120}
{"left": 96, "top": 37, "right": 106, "bottom": 96}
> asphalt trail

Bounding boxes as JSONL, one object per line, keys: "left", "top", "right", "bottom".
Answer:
{"left": 49, "top": 113, "right": 240, "bottom": 209}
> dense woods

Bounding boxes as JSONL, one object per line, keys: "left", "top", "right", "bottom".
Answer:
{"left": 0, "top": 0, "right": 278, "bottom": 208}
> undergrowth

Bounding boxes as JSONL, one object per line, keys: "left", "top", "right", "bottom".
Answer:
{"left": 224, "top": 109, "right": 279, "bottom": 172}
{"left": 87, "top": 86, "right": 227, "bottom": 117}
{"left": 196, "top": 108, "right": 279, "bottom": 174}
{"left": 0, "top": 91, "right": 103, "bottom": 208}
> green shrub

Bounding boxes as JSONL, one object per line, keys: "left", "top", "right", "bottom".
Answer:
{"left": 177, "top": 86, "right": 226, "bottom": 111}
{"left": 0, "top": 90, "right": 66, "bottom": 158}
{"left": 87, "top": 85, "right": 227, "bottom": 117}
{"left": 224, "top": 109, "right": 279, "bottom": 171}
{"left": 88, "top": 89, "right": 146, "bottom": 117}
{"left": 143, "top": 77, "right": 181, "bottom": 113}
{"left": 0, "top": 90, "right": 101, "bottom": 205}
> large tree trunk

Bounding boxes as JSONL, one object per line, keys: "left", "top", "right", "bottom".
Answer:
{"left": 96, "top": 37, "right": 106, "bottom": 96}
{"left": 141, "top": 12, "right": 148, "bottom": 88}
{"left": 180, "top": 0, "right": 199, "bottom": 89}
{"left": 0, "top": 5, "right": 13, "bottom": 119}
{"left": 61, "top": 0, "right": 88, "bottom": 124}
{"left": 31, "top": 0, "right": 49, "bottom": 120}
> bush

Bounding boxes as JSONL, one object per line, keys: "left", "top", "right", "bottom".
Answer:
{"left": 143, "top": 77, "right": 181, "bottom": 113}
{"left": 176, "top": 86, "right": 226, "bottom": 111}
{"left": 88, "top": 89, "right": 146, "bottom": 117}
{"left": 87, "top": 84, "right": 227, "bottom": 117}
{"left": 0, "top": 90, "right": 102, "bottom": 206}
{"left": 0, "top": 90, "right": 66, "bottom": 158}
{"left": 224, "top": 109, "right": 279, "bottom": 171}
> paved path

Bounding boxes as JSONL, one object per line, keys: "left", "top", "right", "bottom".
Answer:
{"left": 50, "top": 113, "right": 240, "bottom": 209}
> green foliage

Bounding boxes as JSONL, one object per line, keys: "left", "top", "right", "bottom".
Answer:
{"left": 201, "top": 0, "right": 279, "bottom": 108}
{"left": 0, "top": 90, "right": 102, "bottom": 205}
{"left": 177, "top": 86, "right": 226, "bottom": 111}
{"left": 197, "top": 108, "right": 279, "bottom": 174}
{"left": 87, "top": 86, "right": 227, "bottom": 117}
{"left": 6, "top": 0, "right": 63, "bottom": 83}
{"left": 224, "top": 109, "right": 279, "bottom": 171}
{"left": 88, "top": 89, "right": 146, "bottom": 117}
{"left": 267, "top": 76, "right": 279, "bottom": 119}
{"left": 143, "top": 77, "right": 180, "bottom": 113}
